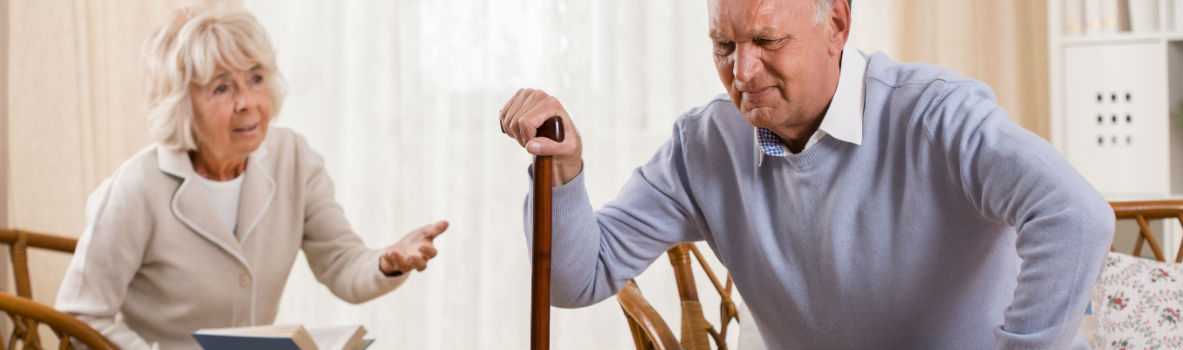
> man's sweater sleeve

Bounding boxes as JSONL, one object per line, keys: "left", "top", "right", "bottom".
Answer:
{"left": 921, "top": 81, "right": 1115, "bottom": 349}
{"left": 522, "top": 121, "right": 707, "bottom": 308}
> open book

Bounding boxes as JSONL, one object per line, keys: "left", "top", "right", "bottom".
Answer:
{"left": 193, "top": 324, "right": 374, "bottom": 350}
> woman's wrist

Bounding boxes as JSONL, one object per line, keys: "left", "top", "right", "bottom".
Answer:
{"left": 378, "top": 256, "right": 405, "bottom": 277}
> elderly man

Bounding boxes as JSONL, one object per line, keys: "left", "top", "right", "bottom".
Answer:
{"left": 498, "top": 0, "right": 1113, "bottom": 348}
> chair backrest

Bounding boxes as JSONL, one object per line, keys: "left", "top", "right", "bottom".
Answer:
{"left": 618, "top": 280, "right": 680, "bottom": 350}
{"left": 0, "top": 292, "right": 117, "bottom": 350}
{"left": 0, "top": 230, "right": 77, "bottom": 300}
{"left": 618, "top": 243, "right": 740, "bottom": 350}
{"left": 1109, "top": 200, "right": 1183, "bottom": 262}
{"left": 0, "top": 229, "right": 113, "bottom": 350}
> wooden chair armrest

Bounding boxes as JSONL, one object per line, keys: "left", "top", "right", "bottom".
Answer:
{"left": 618, "top": 280, "right": 681, "bottom": 350}
{"left": 0, "top": 229, "right": 77, "bottom": 253}
{"left": 0, "top": 292, "right": 118, "bottom": 349}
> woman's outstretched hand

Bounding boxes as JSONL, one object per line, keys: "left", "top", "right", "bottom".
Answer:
{"left": 379, "top": 220, "right": 449, "bottom": 276}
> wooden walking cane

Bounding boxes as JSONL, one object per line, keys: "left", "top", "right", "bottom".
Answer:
{"left": 532, "top": 116, "right": 564, "bottom": 350}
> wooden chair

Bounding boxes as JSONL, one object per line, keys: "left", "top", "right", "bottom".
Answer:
{"left": 618, "top": 243, "right": 741, "bottom": 350}
{"left": 1109, "top": 200, "right": 1183, "bottom": 262}
{"left": 0, "top": 229, "right": 116, "bottom": 349}
{"left": 0, "top": 292, "right": 116, "bottom": 350}
{"left": 618, "top": 281, "right": 680, "bottom": 350}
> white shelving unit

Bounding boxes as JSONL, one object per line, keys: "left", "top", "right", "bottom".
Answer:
{"left": 1049, "top": 0, "right": 1183, "bottom": 260}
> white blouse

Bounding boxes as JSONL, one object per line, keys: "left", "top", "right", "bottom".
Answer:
{"left": 193, "top": 175, "right": 243, "bottom": 239}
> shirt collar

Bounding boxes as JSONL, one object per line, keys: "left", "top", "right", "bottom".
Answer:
{"left": 754, "top": 47, "right": 867, "bottom": 166}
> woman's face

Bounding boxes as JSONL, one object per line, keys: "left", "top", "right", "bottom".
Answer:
{"left": 190, "top": 64, "right": 273, "bottom": 161}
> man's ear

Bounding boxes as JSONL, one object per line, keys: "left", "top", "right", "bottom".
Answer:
{"left": 828, "top": 0, "right": 852, "bottom": 54}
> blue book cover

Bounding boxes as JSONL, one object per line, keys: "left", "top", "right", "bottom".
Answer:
{"left": 193, "top": 333, "right": 304, "bottom": 350}
{"left": 192, "top": 335, "right": 374, "bottom": 350}
{"left": 193, "top": 325, "right": 372, "bottom": 350}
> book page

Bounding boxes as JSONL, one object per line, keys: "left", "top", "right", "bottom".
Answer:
{"left": 195, "top": 324, "right": 303, "bottom": 338}
{"left": 307, "top": 325, "right": 366, "bottom": 350}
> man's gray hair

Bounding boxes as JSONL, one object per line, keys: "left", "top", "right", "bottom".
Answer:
{"left": 814, "top": 0, "right": 851, "bottom": 23}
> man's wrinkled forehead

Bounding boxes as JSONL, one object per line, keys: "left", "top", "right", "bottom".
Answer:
{"left": 710, "top": 0, "right": 769, "bottom": 22}
{"left": 708, "top": 0, "right": 810, "bottom": 34}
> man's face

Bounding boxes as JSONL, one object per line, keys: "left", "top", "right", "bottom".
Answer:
{"left": 709, "top": 0, "right": 846, "bottom": 133}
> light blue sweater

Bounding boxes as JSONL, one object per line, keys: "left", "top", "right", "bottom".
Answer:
{"left": 524, "top": 52, "right": 1114, "bottom": 349}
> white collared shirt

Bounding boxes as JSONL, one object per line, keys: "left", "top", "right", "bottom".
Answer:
{"left": 754, "top": 47, "right": 866, "bottom": 165}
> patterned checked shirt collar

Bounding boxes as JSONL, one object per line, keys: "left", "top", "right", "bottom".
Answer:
{"left": 755, "top": 48, "right": 867, "bottom": 166}
{"left": 756, "top": 127, "right": 796, "bottom": 158}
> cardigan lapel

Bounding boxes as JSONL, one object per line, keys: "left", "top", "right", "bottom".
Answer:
{"left": 157, "top": 146, "right": 248, "bottom": 267}
{"left": 235, "top": 145, "right": 275, "bottom": 243}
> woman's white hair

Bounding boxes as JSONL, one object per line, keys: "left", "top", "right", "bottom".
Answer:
{"left": 143, "top": 7, "right": 285, "bottom": 151}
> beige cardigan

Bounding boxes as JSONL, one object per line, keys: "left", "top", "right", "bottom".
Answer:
{"left": 55, "top": 128, "right": 406, "bottom": 350}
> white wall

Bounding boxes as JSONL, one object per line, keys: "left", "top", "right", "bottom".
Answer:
{"left": 1, "top": 0, "right": 9, "bottom": 239}
{"left": 0, "top": 0, "right": 9, "bottom": 335}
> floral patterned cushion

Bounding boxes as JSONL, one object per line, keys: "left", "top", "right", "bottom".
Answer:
{"left": 1089, "top": 252, "right": 1183, "bottom": 349}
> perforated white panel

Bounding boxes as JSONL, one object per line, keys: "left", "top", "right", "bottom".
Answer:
{"left": 1064, "top": 43, "right": 1170, "bottom": 194}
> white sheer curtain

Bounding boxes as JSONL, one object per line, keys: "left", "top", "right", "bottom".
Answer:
{"left": 242, "top": 1, "right": 893, "bottom": 348}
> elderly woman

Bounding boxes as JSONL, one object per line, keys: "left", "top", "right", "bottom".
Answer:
{"left": 54, "top": 7, "right": 445, "bottom": 349}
